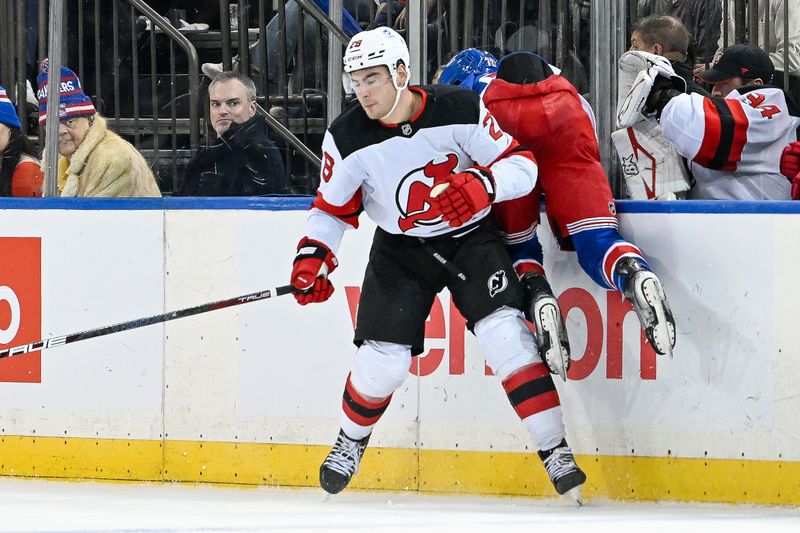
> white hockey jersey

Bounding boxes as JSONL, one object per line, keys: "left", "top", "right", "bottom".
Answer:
{"left": 306, "top": 85, "right": 538, "bottom": 252}
{"left": 660, "top": 86, "right": 799, "bottom": 200}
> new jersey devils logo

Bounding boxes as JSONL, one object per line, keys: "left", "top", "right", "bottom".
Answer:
{"left": 487, "top": 270, "right": 508, "bottom": 298}
{"left": 396, "top": 153, "right": 459, "bottom": 232}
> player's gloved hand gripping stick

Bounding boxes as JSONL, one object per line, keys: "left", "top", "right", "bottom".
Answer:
{"left": 290, "top": 237, "right": 338, "bottom": 305}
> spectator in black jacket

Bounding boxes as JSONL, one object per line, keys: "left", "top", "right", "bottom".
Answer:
{"left": 181, "top": 72, "right": 286, "bottom": 196}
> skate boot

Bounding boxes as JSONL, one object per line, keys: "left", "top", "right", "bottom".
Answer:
{"left": 616, "top": 257, "right": 676, "bottom": 357}
{"left": 521, "top": 272, "right": 571, "bottom": 381}
{"left": 538, "top": 438, "right": 586, "bottom": 503}
{"left": 319, "top": 429, "right": 370, "bottom": 495}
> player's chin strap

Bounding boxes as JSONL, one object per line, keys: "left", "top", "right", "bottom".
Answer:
{"left": 380, "top": 75, "right": 408, "bottom": 121}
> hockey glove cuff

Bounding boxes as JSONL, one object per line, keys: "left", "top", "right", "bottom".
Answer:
{"left": 643, "top": 75, "right": 685, "bottom": 121}
{"left": 780, "top": 142, "right": 800, "bottom": 180}
{"left": 429, "top": 167, "right": 496, "bottom": 227}
{"left": 779, "top": 142, "right": 800, "bottom": 200}
{"left": 291, "top": 237, "right": 338, "bottom": 305}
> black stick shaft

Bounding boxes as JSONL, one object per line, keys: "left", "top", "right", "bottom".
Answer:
{"left": 0, "top": 284, "right": 296, "bottom": 360}
{"left": 417, "top": 238, "right": 469, "bottom": 281}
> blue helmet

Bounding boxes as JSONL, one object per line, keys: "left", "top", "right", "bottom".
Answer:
{"left": 437, "top": 48, "right": 498, "bottom": 94}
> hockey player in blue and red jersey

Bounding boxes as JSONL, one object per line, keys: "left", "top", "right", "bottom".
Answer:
{"left": 619, "top": 43, "right": 800, "bottom": 200}
{"left": 436, "top": 49, "right": 677, "bottom": 371}
{"left": 289, "top": 28, "right": 586, "bottom": 500}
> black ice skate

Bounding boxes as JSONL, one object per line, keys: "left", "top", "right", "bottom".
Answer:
{"left": 616, "top": 257, "right": 676, "bottom": 357}
{"left": 538, "top": 439, "right": 586, "bottom": 502}
{"left": 319, "top": 429, "right": 370, "bottom": 495}
{"left": 521, "top": 272, "right": 571, "bottom": 381}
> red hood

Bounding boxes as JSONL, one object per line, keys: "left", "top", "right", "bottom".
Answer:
{"left": 482, "top": 75, "right": 580, "bottom": 106}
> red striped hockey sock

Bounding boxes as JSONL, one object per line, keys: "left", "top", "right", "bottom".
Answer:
{"left": 340, "top": 374, "right": 392, "bottom": 439}
{"left": 502, "top": 363, "right": 565, "bottom": 450}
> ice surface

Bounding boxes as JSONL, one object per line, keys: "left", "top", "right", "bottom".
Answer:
{"left": 0, "top": 478, "right": 798, "bottom": 533}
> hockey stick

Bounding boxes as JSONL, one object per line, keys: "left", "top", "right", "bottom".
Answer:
{"left": 0, "top": 284, "right": 296, "bottom": 360}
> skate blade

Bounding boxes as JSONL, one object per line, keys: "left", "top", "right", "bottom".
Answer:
{"left": 321, "top": 490, "right": 333, "bottom": 502}
{"left": 641, "top": 278, "right": 675, "bottom": 358}
{"left": 538, "top": 303, "right": 569, "bottom": 381}
{"left": 567, "top": 486, "right": 583, "bottom": 506}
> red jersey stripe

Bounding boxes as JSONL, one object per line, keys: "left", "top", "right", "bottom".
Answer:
{"left": 602, "top": 243, "right": 644, "bottom": 290}
{"left": 312, "top": 188, "right": 364, "bottom": 228}
{"left": 695, "top": 97, "right": 722, "bottom": 168}
{"left": 726, "top": 99, "right": 750, "bottom": 171}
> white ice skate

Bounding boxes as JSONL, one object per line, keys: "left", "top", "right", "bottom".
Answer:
{"left": 522, "top": 272, "right": 571, "bottom": 381}
{"left": 617, "top": 257, "right": 676, "bottom": 357}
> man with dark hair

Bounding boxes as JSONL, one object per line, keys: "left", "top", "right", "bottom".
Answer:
{"left": 630, "top": 14, "right": 710, "bottom": 95}
{"left": 290, "top": 28, "right": 586, "bottom": 500}
{"left": 637, "top": 0, "right": 722, "bottom": 67}
{"left": 180, "top": 72, "right": 286, "bottom": 196}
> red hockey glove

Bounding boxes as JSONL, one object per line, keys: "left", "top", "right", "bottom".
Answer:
{"left": 428, "top": 167, "right": 496, "bottom": 227}
{"left": 780, "top": 142, "right": 800, "bottom": 200}
{"left": 290, "top": 237, "right": 338, "bottom": 305}
{"left": 780, "top": 142, "right": 800, "bottom": 179}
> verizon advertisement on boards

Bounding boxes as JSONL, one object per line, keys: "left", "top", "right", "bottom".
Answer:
{"left": 0, "top": 204, "right": 798, "bottom": 465}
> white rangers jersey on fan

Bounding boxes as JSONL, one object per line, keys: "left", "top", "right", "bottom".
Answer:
{"left": 660, "top": 86, "right": 799, "bottom": 200}
{"left": 306, "top": 85, "right": 538, "bottom": 252}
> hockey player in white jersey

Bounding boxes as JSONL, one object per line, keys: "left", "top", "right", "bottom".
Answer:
{"left": 619, "top": 43, "right": 800, "bottom": 200}
{"left": 289, "top": 27, "right": 585, "bottom": 500}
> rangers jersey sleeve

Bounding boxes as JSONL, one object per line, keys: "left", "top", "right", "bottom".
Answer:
{"left": 660, "top": 87, "right": 800, "bottom": 199}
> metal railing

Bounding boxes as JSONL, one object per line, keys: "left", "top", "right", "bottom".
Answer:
{"left": 719, "top": 0, "right": 793, "bottom": 94}
{"left": 3, "top": 1, "right": 794, "bottom": 198}
{"left": 211, "top": 0, "right": 353, "bottom": 188}
{"left": 0, "top": 0, "right": 201, "bottom": 194}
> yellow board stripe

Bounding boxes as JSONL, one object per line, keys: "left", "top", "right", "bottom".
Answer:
{"left": 1, "top": 436, "right": 798, "bottom": 505}
{"left": 0, "top": 436, "right": 163, "bottom": 481}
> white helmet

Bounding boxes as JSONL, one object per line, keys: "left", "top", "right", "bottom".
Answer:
{"left": 342, "top": 27, "right": 411, "bottom": 94}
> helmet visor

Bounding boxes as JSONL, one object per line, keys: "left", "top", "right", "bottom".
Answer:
{"left": 342, "top": 70, "right": 393, "bottom": 95}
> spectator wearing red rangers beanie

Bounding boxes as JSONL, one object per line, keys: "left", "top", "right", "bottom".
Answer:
{"left": 37, "top": 60, "right": 161, "bottom": 197}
